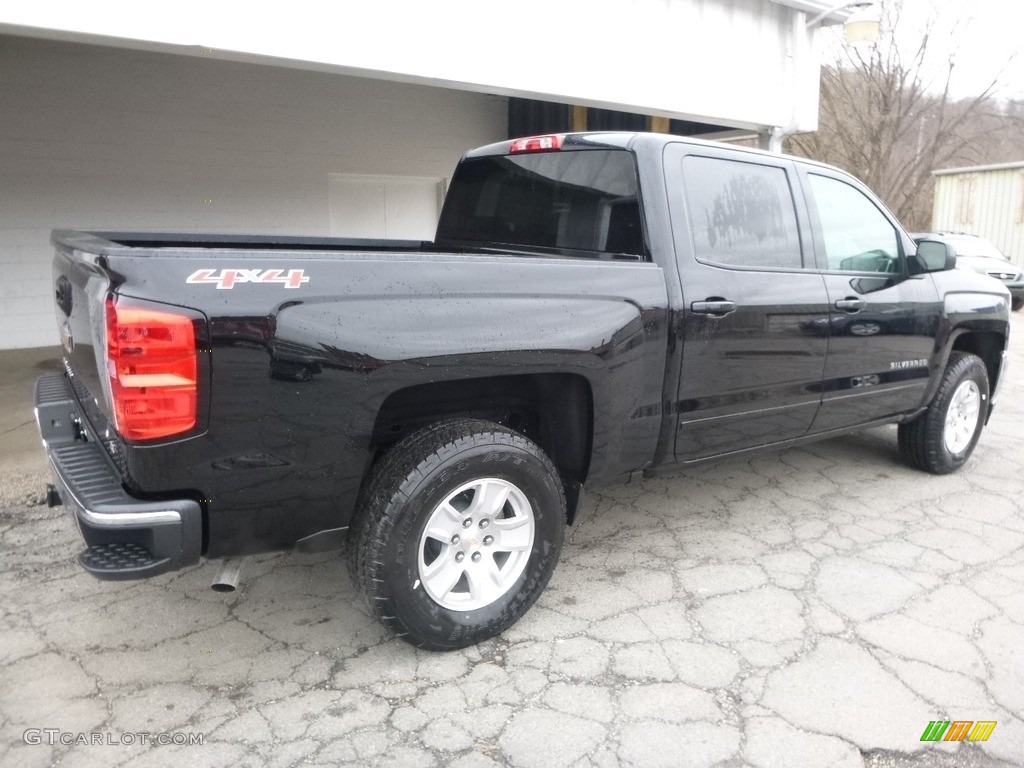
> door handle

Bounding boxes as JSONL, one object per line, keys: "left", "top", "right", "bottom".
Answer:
{"left": 834, "top": 298, "right": 866, "bottom": 312}
{"left": 691, "top": 300, "right": 737, "bottom": 316}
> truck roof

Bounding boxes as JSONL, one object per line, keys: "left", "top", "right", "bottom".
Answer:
{"left": 465, "top": 131, "right": 851, "bottom": 178}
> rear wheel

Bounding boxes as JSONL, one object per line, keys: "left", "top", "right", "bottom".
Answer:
{"left": 898, "top": 351, "right": 989, "bottom": 474}
{"left": 347, "top": 419, "right": 565, "bottom": 650}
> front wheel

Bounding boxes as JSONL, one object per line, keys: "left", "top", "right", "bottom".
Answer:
{"left": 1011, "top": 295, "right": 1023, "bottom": 312}
{"left": 347, "top": 419, "right": 566, "bottom": 650}
{"left": 898, "top": 351, "right": 989, "bottom": 474}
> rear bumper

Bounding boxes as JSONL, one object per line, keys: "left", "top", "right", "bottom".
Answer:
{"left": 34, "top": 372, "right": 202, "bottom": 580}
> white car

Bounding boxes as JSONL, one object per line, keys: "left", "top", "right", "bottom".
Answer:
{"left": 913, "top": 233, "right": 1024, "bottom": 311}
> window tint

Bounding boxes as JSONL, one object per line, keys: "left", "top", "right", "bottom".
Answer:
{"left": 683, "top": 156, "right": 802, "bottom": 269}
{"left": 436, "top": 149, "right": 645, "bottom": 257}
{"left": 807, "top": 174, "right": 899, "bottom": 273}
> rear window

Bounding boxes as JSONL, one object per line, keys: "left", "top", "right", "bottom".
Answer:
{"left": 436, "top": 149, "right": 646, "bottom": 258}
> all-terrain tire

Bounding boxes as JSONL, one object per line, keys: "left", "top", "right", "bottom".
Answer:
{"left": 347, "top": 419, "right": 565, "bottom": 650}
{"left": 898, "top": 351, "right": 989, "bottom": 474}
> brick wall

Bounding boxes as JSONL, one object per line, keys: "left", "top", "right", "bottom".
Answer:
{"left": 0, "top": 35, "right": 507, "bottom": 349}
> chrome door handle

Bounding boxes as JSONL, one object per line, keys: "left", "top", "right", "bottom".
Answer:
{"left": 834, "top": 298, "right": 866, "bottom": 312}
{"left": 691, "top": 300, "right": 737, "bottom": 316}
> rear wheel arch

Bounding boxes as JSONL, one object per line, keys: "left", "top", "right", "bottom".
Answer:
{"left": 368, "top": 372, "right": 593, "bottom": 503}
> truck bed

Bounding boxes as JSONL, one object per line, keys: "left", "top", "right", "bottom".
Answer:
{"left": 47, "top": 228, "right": 671, "bottom": 566}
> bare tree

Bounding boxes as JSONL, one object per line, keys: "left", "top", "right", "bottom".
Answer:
{"left": 787, "top": 0, "right": 1016, "bottom": 230}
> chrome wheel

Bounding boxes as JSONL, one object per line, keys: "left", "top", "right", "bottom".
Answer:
{"left": 418, "top": 477, "right": 535, "bottom": 611}
{"left": 943, "top": 379, "right": 981, "bottom": 454}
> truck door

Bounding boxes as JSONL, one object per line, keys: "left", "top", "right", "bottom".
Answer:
{"left": 799, "top": 169, "right": 942, "bottom": 432}
{"left": 664, "top": 145, "right": 831, "bottom": 460}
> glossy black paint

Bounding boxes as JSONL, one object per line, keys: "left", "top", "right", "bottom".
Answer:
{"left": 51, "top": 232, "right": 669, "bottom": 556}
{"left": 673, "top": 268, "right": 831, "bottom": 458}
{"left": 44, "top": 132, "right": 1012, "bottom": 562}
{"left": 812, "top": 271, "right": 940, "bottom": 431}
{"left": 663, "top": 143, "right": 831, "bottom": 458}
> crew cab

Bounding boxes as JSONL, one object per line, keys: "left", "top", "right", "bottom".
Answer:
{"left": 35, "top": 132, "right": 1011, "bottom": 649}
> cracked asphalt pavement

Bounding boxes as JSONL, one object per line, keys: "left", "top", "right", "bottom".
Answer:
{"left": 2, "top": 316, "right": 1023, "bottom": 768}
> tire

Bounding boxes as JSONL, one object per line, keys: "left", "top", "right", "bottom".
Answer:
{"left": 898, "top": 351, "right": 989, "bottom": 474}
{"left": 347, "top": 418, "right": 566, "bottom": 650}
{"left": 1011, "top": 296, "right": 1023, "bottom": 312}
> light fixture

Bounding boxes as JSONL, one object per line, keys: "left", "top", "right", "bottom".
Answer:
{"left": 842, "top": 4, "right": 881, "bottom": 45}
{"left": 764, "top": 1, "right": 882, "bottom": 152}
{"left": 806, "top": 1, "right": 881, "bottom": 46}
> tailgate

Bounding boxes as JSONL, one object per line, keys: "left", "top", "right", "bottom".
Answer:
{"left": 38, "top": 234, "right": 206, "bottom": 579}
{"left": 52, "top": 238, "right": 116, "bottom": 426}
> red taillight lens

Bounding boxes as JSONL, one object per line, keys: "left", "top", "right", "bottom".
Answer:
{"left": 105, "top": 297, "right": 198, "bottom": 441}
{"left": 509, "top": 134, "right": 565, "bottom": 153}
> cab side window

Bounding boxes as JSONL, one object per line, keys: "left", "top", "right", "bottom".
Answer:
{"left": 807, "top": 174, "right": 899, "bottom": 273}
{"left": 683, "top": 156, "right": 803, "bottom": 269}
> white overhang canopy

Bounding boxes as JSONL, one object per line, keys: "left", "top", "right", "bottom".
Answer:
{"left": 0, "top": 0, "right": 844, "bottom": 134}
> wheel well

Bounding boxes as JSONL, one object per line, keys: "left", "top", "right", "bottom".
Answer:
{"left": 370, "top": 373, "right": 593, "bottom": 485}
{"left": 951, "top": 331, "right": 1005, "bottom": 392}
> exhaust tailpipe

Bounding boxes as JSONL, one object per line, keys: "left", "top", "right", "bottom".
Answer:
{"left": 211, "top": 558, "right": 245, "bottom": 593}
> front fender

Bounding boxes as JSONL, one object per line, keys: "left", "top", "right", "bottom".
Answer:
{"left": 918, "top": 274, "right": 1011, "bottom": 411}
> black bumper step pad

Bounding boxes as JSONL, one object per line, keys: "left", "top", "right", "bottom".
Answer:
{"left": 79, "top": 542, "right": 168, "bottom": 573}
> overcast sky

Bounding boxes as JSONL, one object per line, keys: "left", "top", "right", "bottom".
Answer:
{"left": 927, "top": 0, "right": 1022, "bottom": 98}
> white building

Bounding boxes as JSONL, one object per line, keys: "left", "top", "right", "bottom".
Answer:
{"left": 932, "top": 162, "right": 1024, "bottom": 266}
{"left": 1, "top": 0, "right": 853, "bottom": 349}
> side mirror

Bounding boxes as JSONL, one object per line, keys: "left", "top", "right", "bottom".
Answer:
{"left": 915, "top": 240, "right": 956, "bottom": 272}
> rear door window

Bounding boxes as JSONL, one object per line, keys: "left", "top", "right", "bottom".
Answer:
{"left": 682, "top": 155, "right": 803, "bottom": 269}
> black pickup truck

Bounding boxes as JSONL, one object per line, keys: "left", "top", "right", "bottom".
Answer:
{"left": 35, "top": 132, "right": 1011, "bottom": 649}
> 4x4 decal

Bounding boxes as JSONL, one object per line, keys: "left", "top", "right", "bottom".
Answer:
{"left": 186, "top": 268, "right": 309, "bottom": 289}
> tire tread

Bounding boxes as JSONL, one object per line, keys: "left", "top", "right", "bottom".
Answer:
{"left": 346, "top": 418, "right": 565, "bottom": 650}
{"left": 898, "top": 351, "right": 987, "bottom": 474}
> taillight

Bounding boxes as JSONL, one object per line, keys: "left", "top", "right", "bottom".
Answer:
{"left": 105, "top": 296, "right": 198, "bottom": 441}
{"left": 509, "top": 134, "right": 565, "bottom": 154}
